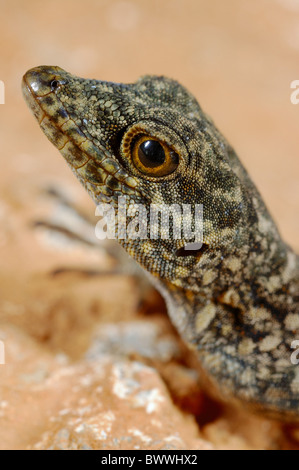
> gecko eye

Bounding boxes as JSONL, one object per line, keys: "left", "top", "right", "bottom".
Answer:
{"left": 132, "top": 136, "right": 179, "bottom": 177}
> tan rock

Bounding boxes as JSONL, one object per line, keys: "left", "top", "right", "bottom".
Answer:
{"left": 0, "top": 324, "right": 211, "bottom": 450}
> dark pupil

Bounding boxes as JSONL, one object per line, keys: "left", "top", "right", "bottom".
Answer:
{"left": 138, "top": 140, "right": 166, "bottom": 168}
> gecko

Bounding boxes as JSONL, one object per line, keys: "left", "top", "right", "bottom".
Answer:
{"left": 22, "top": 66, "right": 299, "bottom": 421}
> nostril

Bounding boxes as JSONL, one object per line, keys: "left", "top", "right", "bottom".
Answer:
{"left": 50, "top": 79, "right": 59, "bottom": 91}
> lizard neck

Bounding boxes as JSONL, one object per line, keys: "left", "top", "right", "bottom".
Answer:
{"left": 152, "top": 243, "right": 299, "bottom": 419}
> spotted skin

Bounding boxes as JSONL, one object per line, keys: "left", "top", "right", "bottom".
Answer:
{"left": 22, "top": 66, "right": 299, "bottom": 420}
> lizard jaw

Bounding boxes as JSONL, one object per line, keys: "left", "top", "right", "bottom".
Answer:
{"left": 22, "top": 66, "right": 139, "bottom": 204}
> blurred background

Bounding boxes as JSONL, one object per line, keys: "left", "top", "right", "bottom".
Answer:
{"left": 0, "top": 0, "right": 298, "bottom": 450}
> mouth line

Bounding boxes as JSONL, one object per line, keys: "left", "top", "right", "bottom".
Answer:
{"left": 22, "top": 76, "right": 139, "bottom": 199}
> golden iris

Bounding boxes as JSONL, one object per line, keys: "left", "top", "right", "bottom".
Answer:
{"left": 132, "top": 136, "right": 179, "bottom": 177}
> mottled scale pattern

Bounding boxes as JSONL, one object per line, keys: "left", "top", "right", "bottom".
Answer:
{"left": 22, "top": 66, "right": 299, "bottom": 420}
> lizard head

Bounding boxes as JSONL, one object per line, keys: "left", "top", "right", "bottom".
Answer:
{"left": 22, "top": 66, "right": 255, "bottom": 286}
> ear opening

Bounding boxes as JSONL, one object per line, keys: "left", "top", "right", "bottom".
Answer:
{"left": 176, "top": 243, "right": 209, "bottom": 258}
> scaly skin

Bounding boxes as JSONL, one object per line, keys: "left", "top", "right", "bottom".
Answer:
{"left": 22, "top": 66, "right": 299, "bottom": 420}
